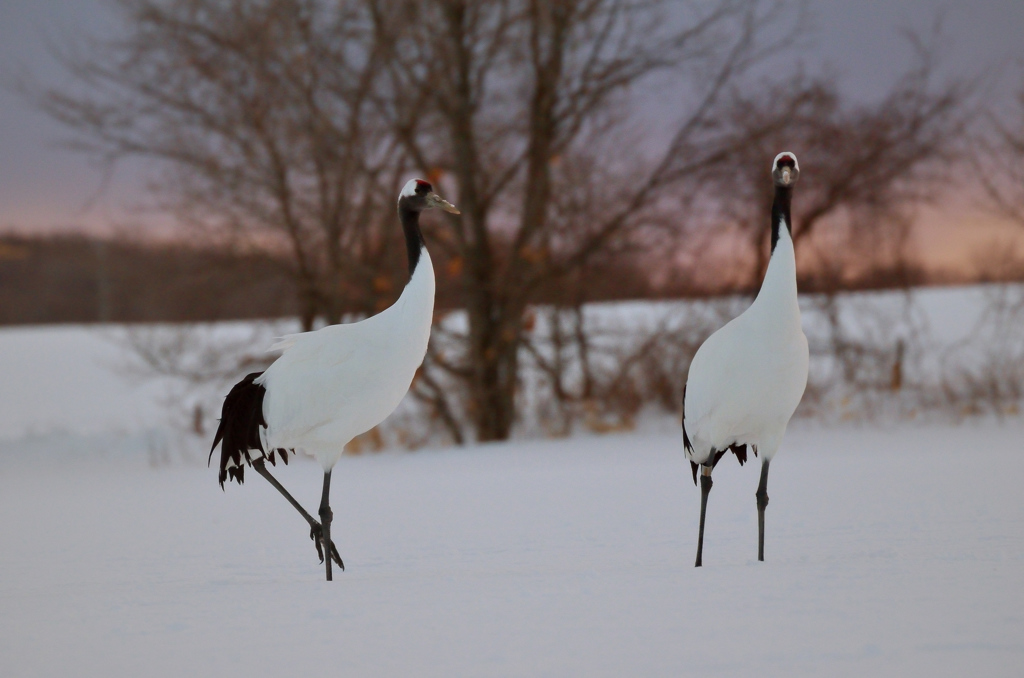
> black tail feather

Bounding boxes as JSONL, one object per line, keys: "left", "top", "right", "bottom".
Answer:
{"left": 210, "top": 372, "right": 268, "bottom": 488}
{"left": 265, "top": 448, "right": 293, "bottom": 467}
{"left": 711, "top": 448, "right": 727, "bottom": 468}
{"left": 681, "top": 385, "right": 693, "bottom": 454}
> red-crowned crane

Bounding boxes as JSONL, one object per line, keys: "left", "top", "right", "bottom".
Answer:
{"left": 210, "top": 179, "right": 458, "bottom": 580}
{"left": 682, "top": 152, "right": 809, "bottom": 567}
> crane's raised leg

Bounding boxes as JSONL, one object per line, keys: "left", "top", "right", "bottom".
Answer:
{"left": 252, "top": 459, "right": 343, "bottom": 571}
{"left": 320, "top": 470, "right": 334, "bottom": 581}
{"left": 695, "top": 466, "right": 713, "bottom": 567}
{"left": 756, "top": 459, "right": 770, "bottom": 562}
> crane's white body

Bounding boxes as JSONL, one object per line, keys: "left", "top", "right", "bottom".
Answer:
{"left": 256, "top": 248, "right": 435, "bottom": 469}
{"left": 684, "top": 218, "right": 809, "bottom": 465}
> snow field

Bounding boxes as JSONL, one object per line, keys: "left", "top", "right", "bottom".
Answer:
{"left": 2, "top": 420, "right": 1023, "bottom": 677}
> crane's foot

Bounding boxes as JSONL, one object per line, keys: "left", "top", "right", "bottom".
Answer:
{"left": 309, "top": 522, "right": 345, "bottom": 571}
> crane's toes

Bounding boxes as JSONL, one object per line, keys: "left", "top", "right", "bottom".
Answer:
{"left": 309, "top": 524, "right": 345, "bottom": 571}
{"left": 329, "top": 542, "right": 345, "bottom": 571}
{"left": 310, "top": 525, "right": 325, "bottom": 562}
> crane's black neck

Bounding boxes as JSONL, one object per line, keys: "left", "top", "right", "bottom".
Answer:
{"left": 770, "top": 184, "right": 793, "bottom": 254}
{"left": 398, "top": 205, "right": 426, "bottom": 279}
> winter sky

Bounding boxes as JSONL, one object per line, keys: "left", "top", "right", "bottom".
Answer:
{"left": 1, "top": 0, "right": 1023, "bottom": 270}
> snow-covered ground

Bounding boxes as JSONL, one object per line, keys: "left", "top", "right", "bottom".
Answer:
{"left": 2, "top": 422, "right": 1023, "bottom": 677}
{"left": 1, "top": 286, "right": 1023, "bottom": 676}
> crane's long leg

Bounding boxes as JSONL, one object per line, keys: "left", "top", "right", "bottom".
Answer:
{"left": 252, "top": 459, "right": 343, "bottom": 570}
{"left": 253, "top": 459, "right": 317, "bottom": 525}
{"left": 319, "top": 470, "right": 334, "bottom": 581}
{"left": 756, "top": 459, "right": 771, "bottom": 562}
{"left": 695, "top": 467, "right": 713, "bottom": 567}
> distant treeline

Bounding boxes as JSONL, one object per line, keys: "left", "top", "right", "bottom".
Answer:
{"left": 0, "top": 234, "right": 296, "bottom": 324}
{"left": 0, "top": 233, "right": 680, "bottom": 325}
{"left": 0, "top": 233, "right": 994, "bottom": 326}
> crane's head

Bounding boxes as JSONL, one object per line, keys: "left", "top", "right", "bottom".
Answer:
{"left": 399, "top": 179, "right": 460, "bottom": 214}
{"left": 772, "top": 152, "right": 800, "bottom": 187}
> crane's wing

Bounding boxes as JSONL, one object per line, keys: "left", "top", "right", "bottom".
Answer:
{"left": 257, "top": 324, "right": 361, "bottom": 438}
{"left": 257, "top": 319, "right": 411, "bottom": 446}
{"left": 683, "top": 314, "right": 767, "bottom": 447}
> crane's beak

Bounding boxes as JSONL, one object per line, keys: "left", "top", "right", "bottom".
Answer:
{"left": 426, "top": 192, "right": 460, "bottom": 214}
{"left": 779, "top": 167, "right": 793, "bottom": 186}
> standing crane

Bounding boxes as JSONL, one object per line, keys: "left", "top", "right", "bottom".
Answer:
{"left": 210, "top": 179, "right": 459, "bottom": 580}
{"left": 682, "top": 152, "right": 809, "bottom": 567}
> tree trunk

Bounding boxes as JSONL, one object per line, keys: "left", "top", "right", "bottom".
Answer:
{"left": 439, "top": 0, "right": 521, "bottom": 442}
{"left": 466, "top": 299, "right": 521, "bottom": 441}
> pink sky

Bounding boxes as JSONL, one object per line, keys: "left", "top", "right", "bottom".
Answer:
{"left": 2, "top": 1, "right": 1023, "bottom": 273}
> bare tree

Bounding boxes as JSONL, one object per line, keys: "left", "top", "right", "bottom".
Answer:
{"left": 697, "top": 36, "right": 971, "bottom": 290}
{"left": 977, "top": 79, "right": 1024, "bottom": 235}
{"left": 33, "top": 0, "right": 398, "bottom": 330}
{"left": 368, "top": 0, "right": 802, "bottom": 441}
